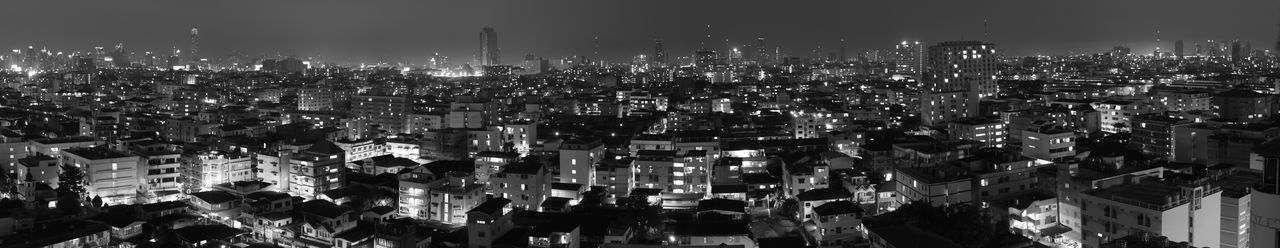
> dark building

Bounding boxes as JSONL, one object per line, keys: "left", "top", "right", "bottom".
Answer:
{"left": 653, "top": 39, "right": 666, "bottom": 66}
{"left": 1230, "top": 40, "right": 1242, "bottom": 62}
{"left": 1213, "top": 89, "right": 1275, "bottom": 122}
{"left": 480, "top": 26, "right": 500, "bottom": 66}
{"left": 1130, "top": 114, "right": 1191, "bottom": 158}
{"left": 1174, "top": 40, "right": 1183, "bottom": 58}
{"left": 75, "top": 56, "right": 95, "bottom": 72}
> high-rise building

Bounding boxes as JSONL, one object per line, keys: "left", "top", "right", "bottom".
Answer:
{"left": 111, "top": 43, "right": 130, "bottom": 67}
{"left": 924, "top": 41, "right": 999, "bottom": 96}
{"left": 1174, "top": 40, "right": 1184, "bottom": 58}
{"left": 694, "top": 50, "right": 717, "bottom": 69}
{"left": 480, "top": 26, "right": 500, "bottom": 66}
{"left": 1153, "top": 30, "right": 1162, "bottom": 56}
{"left": 920, "top": 41, "right": 999, "bottom": 126}
{"left": 893, "top": 41, "right": 924, "bottom": 76}
{"left": 653, "top": 39, "right": 666, "bottom": 66}
{"left": 838, "top": 38, "right": 848, "bottom": 62}
{"left": 352, "top": 94, "right": 411, "bottom": 135}
{"left": 188, "top": 26, "right": 199, "bottom": 66}
{"left": 756, "top": 38, "right": 768, "bottom": 64}
{"left": 1231, "top": 40, "right": 1242, "bottom": 62}
{"left": 429, "top": 53, "right": 448, "bottom": 69}
{"left": 75, "top": 56, "right": 95, "bottom": 72}
{"left": 1243, "top": 41, "right": 1252, "bottom": 59}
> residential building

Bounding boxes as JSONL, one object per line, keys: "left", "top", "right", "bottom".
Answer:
{"left": 1130, "top": 114, "right": 1192, "bottom": 158}
{"left": 181, "top": 150, "right": 253, "bottom": 193}
{"left": 62, "top": 146, "right": 142, "bottom": 205}
{"left": 289, "top": 141, "right": 347, "bottom": 200}
{"left": 559, "top": 137, "right": 603, "bottom": 185}
{"left": 1213, "top": 89, "right": 1275, "bottom": 122}
{"left": 947, "top": 117, "right": 1005, "bottom": 147}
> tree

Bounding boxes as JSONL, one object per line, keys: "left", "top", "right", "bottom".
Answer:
{"left": 621, "top": 196, "right": 665, "bottom": 244}
{"left": 887, "top": 202, "right": 996, "bottom": 248}
{"left": 56, "top": 165, "right": 87, "bottom": 198}
{"left": 779, "top": 198, "right": 801, "bottom": 220}
{"left": 56, "top": 193, "right": 81, "bottom": 214}
{"left": 91, "top": 196, "right": 103, "bottom": 208}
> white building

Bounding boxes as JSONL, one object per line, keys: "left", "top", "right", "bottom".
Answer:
{"left": 62, "top": 147, "right": 142, "bottom": 205}
{"left": 1078, "top": 182, "right": 1224, "bottom": 248}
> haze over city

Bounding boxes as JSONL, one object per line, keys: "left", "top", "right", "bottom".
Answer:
{"left": 2, "top": 0, "right": 1278, "bottom": 63}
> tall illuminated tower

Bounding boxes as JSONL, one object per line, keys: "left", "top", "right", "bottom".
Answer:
{"left": 480, "top": 26, "right": 500, "bottom": 66}
{"left": 189, "top": 26, "right": 199, "bottom": 65}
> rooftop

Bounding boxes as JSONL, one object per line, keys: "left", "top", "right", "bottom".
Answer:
{"left": 500, "top": 161, "right": 544, "bottom": 175}
{"left": 1216, "top": 89, "right": 1271, "bottom": 98}
{"left": 949, "top": 117, "right": 1000, "bottom": 125}
{"left": 190, "top": 191, "right": 241, "bottom": 204}
{"left": 141, "top": 200, "right": 190, "bottom": 212}
{"left": 813, "top": 200, "right": 864, "bottom": 216}
{"left": 32, "top": 136, "right": 96, "bottom": 144}
{"left": 796, "top": 187, "right": 852, "bottom": 202}
{"left": 696, "top": 198, "right": 746, "bottom": 213}
{"left": 298, "top": 199, "right": 351, "bottom": 219}
{"left": 865, "top": 224, "right": 963, "bottom": 248}
{"left": 527, "top": 219, "right": 580, "bottom": 237}
{"left": 470, "top": 198, "right": 512, "bottom": 214}
{"left": 1083, "top": 182, "right": 1206, "bottom": 210}
{"left": 670, "top": 220, "right": 752, "bottom": 236}
{"left": 64, "top": 146, "right": 136, "bottom": 160}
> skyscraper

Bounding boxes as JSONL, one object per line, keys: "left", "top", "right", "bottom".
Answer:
{"left": 1243, "top": 41, "right": 1252, "bottom": 59}
{"left": 111, "top": 43, "right": 130, "bottom": 67}
{"left": 480, "top": 26, "right": 500, "bottom": 66}
{"left": 1231, "top": 40, "right": 1242, "bottom": 62}
{"left": 838, "top": 38, "right": 847, "bottom": 62}
{"left": 1174, "top": 40, "right": 1184, "bottom": 59}
{"left": 653, "top": 39, "right": 666, "bottom": 66}
{"left": 756, "top": 38, "right": 768, "bottom": 64}
{"left": 189, "top": 26, "right": 199, "bottom": 65}
{"left": 1153, "top": 30, "right": 1161, "bottom": 57}
{"left": 893, "top": 41, "right": 924, "bottom": 76}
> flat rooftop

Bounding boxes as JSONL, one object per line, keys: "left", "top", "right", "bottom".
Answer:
{"left": 1083, "top": 182, "right": 1190, "bottom": 210}
{"left": 32, "top": 136, "right": 97, "bottom": 144}
{"left": 64, "top": 147, "right": 136, "bottom": 160}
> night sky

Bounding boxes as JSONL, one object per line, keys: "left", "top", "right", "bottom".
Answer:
{"left": 2, "top": 0, "right": 1277, "bottom": 64}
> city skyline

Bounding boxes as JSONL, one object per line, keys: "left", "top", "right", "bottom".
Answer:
{"left": 3, "top": 1, "right": 1280, "bottom": 248}
{"left": 2, "top": 0, "right": 1279, "bottom": 64}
